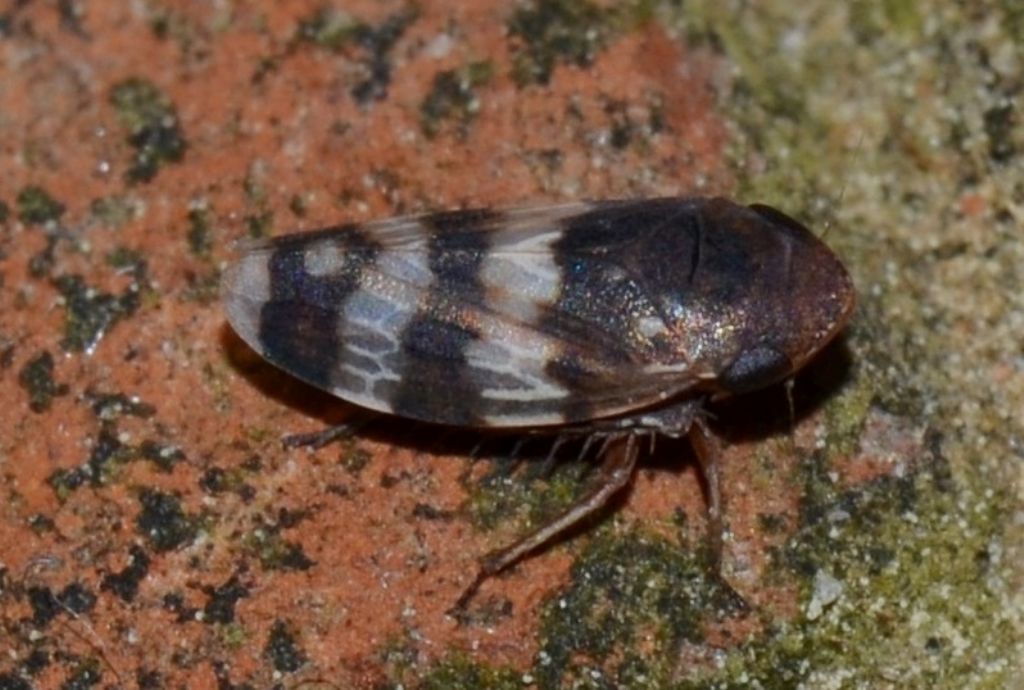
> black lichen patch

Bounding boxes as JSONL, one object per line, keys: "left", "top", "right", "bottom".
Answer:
{"left": 784, "top": 463, "right": 927, "bottom": 582}
{"left": 602, "top": 95, "right": 664, "bottom": 151}
{"left": 0, "top": 672, "right": 33, "bottom": 690}
{"left": 246, "top": 210, "right": 273, "bottom": 240}
{"left": 88, "top": 390, "right": 156, "bottom": 420}
{"left": 27, "top": 513, "right": 55, "bottom": 534}
{"left": 107, "top": 247, "right": 149, "bottom": 279}
{"left": 48, "top": 466, "right": 90, "bottom": 500}
{"left": 26, "top": 587, "right": 62, "bottom": 627}
{"left": 508, "top": 0, "right": 627, "bottom": 86}
{"left": 147, "top": 6, "right": 198, "bottom": 46}
{"left": 138, "top": 440, "right": 186, "bottom": 472}
{"left": 411, "top": 502, "right": 455, "bottom": 521}
{"left": 197, "top": 465, "right": 255, "bottom": 501}
{"left": 101, "top": 545, "right": 151, "bottom": 603}
{"left": 198, "top": 467, "right": 230, "bottom": 494}
{"left": 109, "top": 78, "right": 187, "bottom": 183}
{"left": 296, "top": 7, "right": 364, "bottom": 49}
{"left": 288, "top": 193, "right": 309, "bottom": 218}
{"left": 757, "top": 511, "right": 788, "bottom": 534}
{"left": 26, "top": 582, "right": 97, "bottom": 628}
{"left": 49, "top": 422, "right": 129, "bottom": 497}
{"left": 180, "top": 201, "right": 224, "bottom": 303}
{"left": 135, "top": 669, "right": 162, "bottom": 690}
{"left": 983, "top": 100, "right": 1017, "bottom": 163}
{"left": 135, "top": 489, "right": 199, "bottom": 552}
{"left": 467, "top": 451, "right": 590, "bottom": 533}
{"left": 244, "top": 526, "right": 315, "bottom": 572}
{"left": 211, "top": 662, "right": 256, "bottom": 690}
{"left": 417, "top": 655, "right": 521, "bottom": 690}
{"left": 55, "top": 582, "right": 97, "bottom": 616}
{"left": 47, "top": 391, "right": 183, "bottom": 499}
{"left": 27, "top": 235, "right": 58, "bottom": 278}
{"left": 0, "top": 337, "right": 13, "bottom": 369}
{"left": 53, "top": 274, "right": 141, "bottom": 353}
{"left": 57, "top": 0, "right": 88, "bottom": 37}
{"left": 263, "top": 619, "right": 306, "bottom": 674}
{"left": 22, "top": 649, "right": 50, "bottom": 675}
{"left": 162, "top": 591, "right": 199, "bottom": 624}
{"left": 241, "top": 156, "right": 272, "bottom": 238}
{"left": 16, "top": 185, "right": 65, "bottom": 225}
{"left": 340, "top": 444, "right": 372, "bottom": 476}
{"left": 18, "top": 350, "right": 69, "bottom": 412}
{"left": 347, "top": 5, "right": 418, "bottom": 104}
{"left": 89, "top": 195, "right": 142, "bottom": 229}
{"left": 202, "top": 575, "right": 250, "bottom": 625}
{"left": 0, "top": 199, "right": 10, "bottom": 224}
{"left": 74, "top": 418, "right": 142, "bottom": 491}
{"left": 186, "top": 203, "right": 213, "bottom": 258}
{"left": 535, "top": 530, "right": 742, "bottom": 688}
{"left": 59, "top": 659, "right": 101, "bottom": 690}
{"left": 297, "top": 6, "right": 419, "bottom": 104}
{"left": 420, "top": 61, "right": 494, "bottom": 139}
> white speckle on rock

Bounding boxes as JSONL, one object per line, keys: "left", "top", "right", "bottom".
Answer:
{"left": 424, "top": 33, "right": 454, "bottom": 59}
{"left": 806, "top": 569, "right": 844, "bottom": 621}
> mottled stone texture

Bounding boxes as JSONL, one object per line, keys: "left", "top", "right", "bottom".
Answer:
{"left": 0, "top": 1, "right": 1019, "bottom": 689}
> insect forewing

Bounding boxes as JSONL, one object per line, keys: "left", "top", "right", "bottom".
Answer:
{"left": 223, "top": 201, "right": 704, "bottom": 427}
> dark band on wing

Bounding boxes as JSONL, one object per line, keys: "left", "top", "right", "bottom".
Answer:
{"left": 257, "top": 225, "right": 381, "bottom": 390}
{"left": 384, "top": 210, "right": 498, "bottom": 425}
{"left": 539, "top": 204, "right": 677, "bottom": 421}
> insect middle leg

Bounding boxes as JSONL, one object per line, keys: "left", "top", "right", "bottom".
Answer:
{"left": 687, "top": 416, "right": 724, "bottom": 569}
{"left": 687, "top": 416, "right": 748, "bottom": 612}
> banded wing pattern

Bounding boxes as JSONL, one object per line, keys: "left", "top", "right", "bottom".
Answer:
{"left": 223, "top": 200, "right": 704, "bottom": 427}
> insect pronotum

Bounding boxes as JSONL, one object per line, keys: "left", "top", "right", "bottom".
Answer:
{"left": 222, "top": 197, "right": 856, "bottom": 612}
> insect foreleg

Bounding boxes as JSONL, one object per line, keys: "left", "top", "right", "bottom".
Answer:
{"left": 281, "top": 410, "right": 376, "bottom": 449}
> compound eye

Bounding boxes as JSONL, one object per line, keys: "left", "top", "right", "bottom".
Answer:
{"left": 720, "top": 344, "right": 793, "bottom": 395}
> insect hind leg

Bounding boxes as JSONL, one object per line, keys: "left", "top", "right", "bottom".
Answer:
{"left": 451, "top": 432, "right": 641, "bottom": 617}
{"left": 688, "top": 415, "right": 749, "bottom": 614}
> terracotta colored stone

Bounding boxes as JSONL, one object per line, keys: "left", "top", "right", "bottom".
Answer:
{"left": 2, "top": 2, "right": 1018, "bottom": 689}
